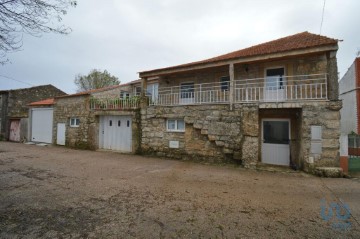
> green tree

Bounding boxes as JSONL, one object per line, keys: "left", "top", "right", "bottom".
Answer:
{"left": 0, "top": 0, "right": 77, "bottom": 64}
{"left": 74, "top": 69, "right": 120, "bottom": 92}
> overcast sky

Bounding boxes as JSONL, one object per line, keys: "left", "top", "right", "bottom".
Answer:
{"left": 1, "top": 0, "right": 360, "bottom": 94}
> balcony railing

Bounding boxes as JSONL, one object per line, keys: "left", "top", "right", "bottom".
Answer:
{"left": 151, "top": 82, "right": 229, "bottom": 106}
{"left": 90, "top": 97, "right": 140, "bottom": 110}
{"left": 235, "top": 74, "right": 327, "bottom": 102}
{"left": 150, "top": 73, "right": 327, "bottom": 106}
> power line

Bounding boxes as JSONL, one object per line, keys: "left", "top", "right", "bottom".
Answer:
{"left": 0, "top": 74, "right": 34, "bottom": 87}
{"left": 320, "top": 0, "right": 326, "bottom": 35}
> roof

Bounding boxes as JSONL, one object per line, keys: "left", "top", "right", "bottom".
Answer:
{"left": 56, "top": 85, "right": 121, "bottom": 99}
{"left": 140, "top": 31, "right": 338, "bottom": 75}
{"left": 0, "top": 84, "right": 65, "bottom": 94}
{"left": 28, "top": 98, "right": 55, "bottom": 106}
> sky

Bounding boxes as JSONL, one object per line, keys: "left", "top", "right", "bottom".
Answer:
{"left": 1, "top": 0, "right": 360, "bottom": 94}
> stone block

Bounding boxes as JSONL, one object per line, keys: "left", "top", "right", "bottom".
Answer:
{"left": 215, "top": 140, "right": 225, "bottom": 147}
{"left": 322, "top": 139, "right": 339, "bottom": 149}
{"left": 208, "top": 135, "right": 216, "bottom": 141}
{"left": 315, "top": 167, "right": 343, "bottom": 178}
{"left": 324, "top": 120, "right": 340, "bottom": 129}
{"left": 241, "top": 136, "right": 258, "bottom": 166}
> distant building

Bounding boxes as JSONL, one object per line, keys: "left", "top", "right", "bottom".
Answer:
{"left": 339, "top": 57, "right": 360, "bottom": 134}
{"left": 0, "top": 85, "right": 66, "bottom": 141}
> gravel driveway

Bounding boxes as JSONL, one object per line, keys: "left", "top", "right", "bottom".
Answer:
{"left": 0, "top": 142, "right": 359, "bottom": 238}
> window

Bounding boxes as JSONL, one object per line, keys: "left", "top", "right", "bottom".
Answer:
{"left": 220, "top": 76, "right": 230, "bottom": 91}
{"left": 147, "top": 83, "right": 159, "bottom": 102}
{"left": 127, "top": 120, "right": 130, "bottom": 127}
{"left": 167, "top": 119, "right": 185, "bottom": 132}
{"left": 135, "top": 86, "right": 142, "bottom": 96}
{"left": 265, "top": 68, "right": 285, "bottom": 89}
{"left": 70, "top": 118, "right": 80, "bottom": 127}
{"left": 120, "top": 91, "right": 130, "bottom": 99}
{"left": 118, "top": 120, "right": 121, "bottom": 127}
{"left": 180, "top": 83, "right": 194, "bottom": 99}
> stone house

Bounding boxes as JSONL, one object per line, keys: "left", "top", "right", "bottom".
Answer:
{"left": 52, "top": 83, "right": 144, "bottom": 152}
{"left": 138, "top": 32, "right": 342, "bottom": 171}
{"left": 339, "top": 57, "right": 360, "bottom": 135}
{"left": 0, "top": 85, "right": 66, "bottom": 141}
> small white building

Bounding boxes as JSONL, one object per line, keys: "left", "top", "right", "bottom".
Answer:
{"left": 339, "top": 57, "right": 360, "bottom": 135}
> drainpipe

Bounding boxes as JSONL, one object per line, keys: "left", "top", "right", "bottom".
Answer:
{"left": 229, "top": 63, "right": 235, "bottom": 110}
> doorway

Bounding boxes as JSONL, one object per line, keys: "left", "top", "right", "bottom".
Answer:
{"left": 261, "top": 119, "right": 290, "bottom": 166}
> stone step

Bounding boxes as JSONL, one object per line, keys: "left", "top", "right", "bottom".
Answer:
{"left": 314, "top": 167, "right": 344, "bottom": 178}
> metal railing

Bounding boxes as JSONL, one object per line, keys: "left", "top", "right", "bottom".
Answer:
{"left": 235, "top": 74, "right": 327, "bottom": 102}
{"left": 151, "top": 81, "right": 229, "bottom": 106}
{"left": 90, "top": 97, "right": 140, "bottom": 110}
{"left": 150, "top": 73, "right": 327, "bottom": 106}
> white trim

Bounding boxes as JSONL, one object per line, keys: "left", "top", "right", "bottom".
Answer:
{"left": 69, "top": 117, "right": 80, "bottom": 128}
{"left": 166, "top": 119, "right": 185, "bottom": 132}
{"left": 261, "top": 118, "right": 291, "bottom": 141}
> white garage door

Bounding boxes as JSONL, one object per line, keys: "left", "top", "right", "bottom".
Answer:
{"left": 99, "top": 115, "right": 132, "bottom": 152}
{"left": 31, "top": 108, "right": 53, "bottom": 143}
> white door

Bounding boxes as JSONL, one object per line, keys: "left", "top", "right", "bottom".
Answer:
{"left": 100, "top": 115, "right": 132, "bottom": 152}
{"left": 31, "top": 108, "right": 53, "bottom": 143}
{"left": 180, "top": 82, "right": 195, "bottom": 104}
{"left": 57, "top": 123, "right": 66, "bottom": 145}
{"left": 262, "top": 119, "right": 290, "bottom": 166}
{"left": 264, "top": 68, "right": 286, "bottom": 101}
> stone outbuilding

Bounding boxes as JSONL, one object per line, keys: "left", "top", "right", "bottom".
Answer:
{"left": 0, "top": 85, "right": 66, "bottom": 142}
{"left": 52, "top": 83, "right": 143, "bottom": 153}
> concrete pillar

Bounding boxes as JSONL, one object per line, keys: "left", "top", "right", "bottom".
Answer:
{"left": 229, "top": 63, "right": 235, "bottom": 110}
{"left": 327, "top": 50, "right": 339, "bottom": 100}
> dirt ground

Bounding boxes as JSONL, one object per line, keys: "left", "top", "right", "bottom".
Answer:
{"left": 0, "top": 142, "right": 359, "bottom": 238}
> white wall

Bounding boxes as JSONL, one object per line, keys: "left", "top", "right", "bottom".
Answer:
{"left": 339, "top": 60, "right": 357, "bottom": 134}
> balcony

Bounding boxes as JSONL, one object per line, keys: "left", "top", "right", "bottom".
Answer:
{"left": 90, "top": 97, "right": 140, "bottom": 110}
{"left": 150, "top": 74, "right": 327, "bottom": 106}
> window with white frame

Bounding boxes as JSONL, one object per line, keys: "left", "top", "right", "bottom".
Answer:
{"left": 120, "top": 91, "right": 130, "bottom": 99}
{"left": 147, "top": 83, "right": 159, "bottom": 102}
{"left": 134, "top": 86, "right": 142, "bottom": 96}
{"left": 167, "top": 119, "right": 185, "bottom": 132}
{"left": 70, "top": 118, "right": 80, "bottom": 127}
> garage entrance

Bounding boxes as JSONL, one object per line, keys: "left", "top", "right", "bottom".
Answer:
{"left": 99, "top": 115, "right": 132, "bottom": 152}
{"left": 31, "top": 108, "right": 53, "bottom": 143}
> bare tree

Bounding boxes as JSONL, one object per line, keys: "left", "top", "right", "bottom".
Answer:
{"left": 0, "top": 0, "right": 76, "bottom": 64}
{"left": 74, "top": 69, "right": 120, "bottom": 92}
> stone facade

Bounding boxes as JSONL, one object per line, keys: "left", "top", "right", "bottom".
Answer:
{"left": 0, "top": 85, "right": 66, "bottom": 141}
{"left": 53, "top": 93, "right": 141, "bottom": 153}
{"left": 141, "top": 100, "right": 341, "bottom": 170}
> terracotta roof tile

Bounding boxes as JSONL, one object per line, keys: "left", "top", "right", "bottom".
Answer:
{"left": 140, "top": 31, "right": 338, "bottom": 75}
{"left": 28, "top": 98, "right": 55, "bottom": 106}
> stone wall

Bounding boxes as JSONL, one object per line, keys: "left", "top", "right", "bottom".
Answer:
{"left": 300, "top": 101, "right": 342, "bottom": 171}
{"left": 141, "top": 100, "right": 341, "bottom": 170}
{"left": 53, "top": 95, "right": 96, "bottom": 149}
{"left": 159, "top": 53, "right": 328, "bottom": 88}
{"left": 141, "top": 104, "right": 259, "bottom": 166}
